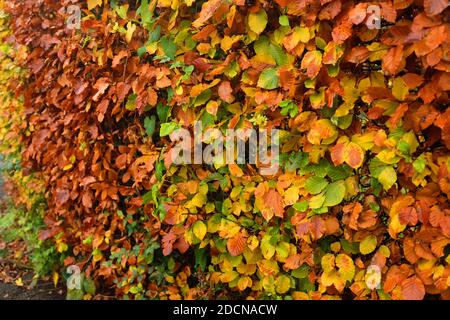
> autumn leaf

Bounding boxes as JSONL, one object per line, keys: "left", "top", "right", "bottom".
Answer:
{"left": 423, "top": 0, "right": 449, "bottom": 16}
{"left": 87, "top": 0, "right": 102, "bottom": 11}
{"left": 359, "top": 235, "right": 377, "bottom": 255}
{"left": 248, "top": 10, "right": 268, "bottom": 35}
{"left": 193, "top": 221, "right": 207, "bottom": 241}
{"left": 382, "top": 45, "right": 404, "bottom": 75}
{"left": 401, "top": 276, "right": 425, "bottom": 300}
{"left": 192, "top": 0, "right": 224, "bottom": 28}
{"left": 257, "top": 68, "right": 279, "bottom": 90}
{"left": 227, "top": 232, "right": 247, "bottom": 256}
{"left": 307, "top": 119, "right": 338, "bottom": 145}
{"left": 218, "top": 81, "right": 235, "bottom": 103}
{"left": 263, "top": 189, "right": 285, "bottom": 219}
{"left": 301, "top": 50, "right": 322, "bottom": 79}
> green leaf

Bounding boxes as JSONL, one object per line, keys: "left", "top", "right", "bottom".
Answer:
{"left": 378, "top": 166, "right": 397, "bottom": 191}
{"left": 257, "top": 68, "right": 279, "bottom": 90}
{"left": 305, "top": 176, "right": 329, "bottom": 195}
{"left": 82, "top": 278, "right": 96, "bottom": 295}
{"left": 160, "top": 36, "right": 177, "bottom": 60}
{"left": 279, "top": 15, "right": 290, "bottom": 27}
{"left": 280, "top": 100, "right": 298, "bottom": 118}
{"left": 261, "top": 234, "right": 276, "bottom": 259}
{"left": 359, "top": 235, "right": 377, "bottom": 255}
{"left": 136, "top": 0, "right": 154, "bottom": 27}
{"left": 115, "top": 4, "right": 129, "bottom": 19}
{"left": 413, "top": 158, "right": 426, "bottom": 173}
{"left": 292, "top": 264, "right": 309, "bottom": 279}
{"left": 268, "top": 43, "right": 288, "bottom": 66}
{"left": 155, "top": 160, "right": 165, "bottom": 182}
{"left": 194, "top": 247, "right": 207, "bottom": 272}
{"left": 308, "top": 193, "right": 326, "bottom": 209}
{"left": 160, "top": 122, "right": 180, "bottom": 137}
{"left": 282, "top": 151, "right": 309, "bottom": 171}
{"left": 157, "top": 103, "right": 169, "bottom": 122}
{"left": 66, "top": 289, "right": 84, "bottom": 300}
{"left": 327, "top": 165, "right": 352, "bottom": 181}
{"left": 323, "top": 181, "right": 346, "bottom": 207}
{"left": 293, "top": 201, "right": 309, "bottom": 212}
{"left": 144, "top": 115, "right": 156, "bottom": 137}
{"left": 340, "top": 239, "right": 360, "bottom": 254}
{"left": 125, "top": 93, "right": 137, "bottom": 111}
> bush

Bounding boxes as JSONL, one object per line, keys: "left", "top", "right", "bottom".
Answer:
{"left": 2, "top": 0, "right": 450, "bottom": 300}
{"left": 0, "top": 3, "right": 60, "bottom": 279}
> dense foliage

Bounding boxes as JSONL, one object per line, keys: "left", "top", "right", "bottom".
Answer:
{"left": 0, "top": 1, "right": 61, "bottom": 280}
{"left": 1, "top": 0, "right": 449, "bottom": 299}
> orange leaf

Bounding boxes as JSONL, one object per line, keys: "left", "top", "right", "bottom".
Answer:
{"left": 192, "top": 0, "right": 224, "bottom": 29}
{"left": 227, "top": 232, "right": 247, "bottom": 256}
{"left": 382, "top": 46, "right": 404, "bottom": 75}
{"left": 218, "top": 81, "right": 235, "bottom": 103}
{"left": 345, "top": 142, "right": 364, "bottom": 169}
{"left": 263, "top": 189, "right": 285, "bottom": 219}
{"left": 423, "top": 0, "right": 449, "bottom": 16}
{"left": 401, "top": 276, "right": 425, "bottom": 300}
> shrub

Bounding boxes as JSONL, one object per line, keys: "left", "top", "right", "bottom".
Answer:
{"left": 2, "top": 0, "right": 450, "bottom": 300}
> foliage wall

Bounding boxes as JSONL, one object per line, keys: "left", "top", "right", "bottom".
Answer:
{"left": 0, "top": 0, "right": 61, "bottom": 279}
{"left": 3, "top": 0, "right": 450, "bottom": 299}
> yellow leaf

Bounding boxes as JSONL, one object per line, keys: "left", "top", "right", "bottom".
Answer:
{"left": 193, "top": 221, "right": 207, "bottom": 241}
{"left": 248, "top": 10, "right": 268, "bottom": 35}
{"left": 15, "top": 277, "right": 24, "bottom": 287}
{"left": 125, "top": 22, "right": 137, "bottom": 43}
{"left": 275, "top": 275, "right": 291, "bottom": 294}
{"left": 294, "top": 26, "right": 310, "bottom": 44}
{"left": 220, "top": 270, "right": 239, "bottom": 283}
{"left": 336, "top": 253, "right": 355, "bottom": 282}
{"left": 392, "top": 77, "right": 408, "bottom": 101}
{"left": 247, "top": 235, "right": 259, "bottom": 251}
{"left": 237, "top": 276, "right": 253, "bottom": 291}
{"left": 284, "top": 186, "right": 299, "bottom": 205}
{"left": 53, "top": 272, "right": 59, "bottom": 287}
{"left": 191, "top": 193, "right": 207, "bottom": 208}
{"left": 87, "top": 0, "right": 102, "bottom": 11}
{"left": 220, "top": 35, "right": 242, "bottom": 52}
{"left": 359, "top": 235, "right": 377, "bottom": 255}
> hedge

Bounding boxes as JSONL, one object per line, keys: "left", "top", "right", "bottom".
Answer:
{"left": 0, "top": 0, "right": 449, "bottom": 300}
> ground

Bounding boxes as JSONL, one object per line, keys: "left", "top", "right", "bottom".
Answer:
{"left": 0, "top": 167, "right": 65, "bottom": 300}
